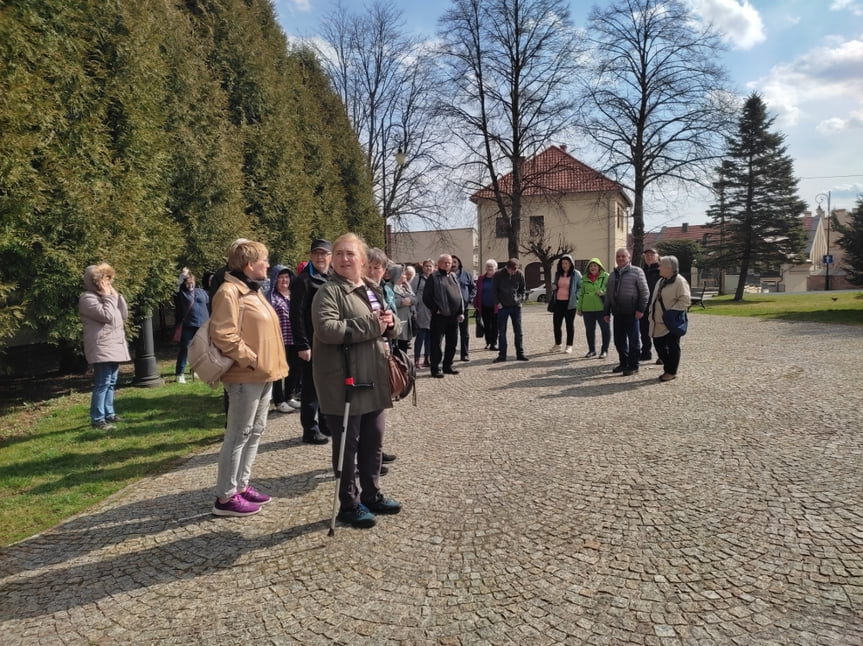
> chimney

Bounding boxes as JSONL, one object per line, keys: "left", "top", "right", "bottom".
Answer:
{"left": 560, "top": 144, "right": 567, "bottom": 152}
{"left": 681, "top": 222, "right": 689, "bottom": 233}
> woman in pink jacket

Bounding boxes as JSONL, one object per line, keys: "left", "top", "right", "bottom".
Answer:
{"left": 79, "top": 263, "right": 131, "bottom": 431}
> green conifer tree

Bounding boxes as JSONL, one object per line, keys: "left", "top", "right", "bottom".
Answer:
{"left": 707, "top": 94, "right": 806, "bottom": 300}
{"left": 833, "top": 196, "right": 863, "bottom": 285}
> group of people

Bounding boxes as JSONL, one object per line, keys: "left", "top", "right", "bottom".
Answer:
{"left": 77, "top": 239, "right": 690, "bottom": 529}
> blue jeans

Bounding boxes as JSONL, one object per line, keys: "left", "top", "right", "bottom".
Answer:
{"left": 414, "top": 328, "right": 431, "bottom": 362}
{"left": 612, "top": 313, "right": 641, "bottom": 370}
{"left": 90, "top": 362, "right": 120, "bottom": 424}
{"left": 497, "top": 306, "right": 524, "bottom": 358}
{"left": 582, "top": 311, "right": 610, "bottom": 354}
{"left": 215, "top": 381, "right": 272, "bottom": 500}
{"left": 175, "top": 325, "right": 198, "bottom": 376}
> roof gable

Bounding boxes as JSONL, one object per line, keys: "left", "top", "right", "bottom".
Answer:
{"left": 470, "top": 145, "right": 630, "bottom": 205}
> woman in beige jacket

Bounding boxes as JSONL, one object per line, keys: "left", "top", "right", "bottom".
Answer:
{"left": 209, "top": 240, "right": 288, "bottom": 517}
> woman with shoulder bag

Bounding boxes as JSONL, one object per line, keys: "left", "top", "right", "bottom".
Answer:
{"left": 209, "top": 240, "right": 288, "bottom": 517}
{"left": 648, "top": 255, "right": 691, "bottom": 382}
{"left": 312, "top": 234, "right": 402, "bottom": 529}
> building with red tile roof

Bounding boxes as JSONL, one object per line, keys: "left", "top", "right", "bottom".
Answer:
{"left": 470, "top": 145, "right": 631, "bottom": 287}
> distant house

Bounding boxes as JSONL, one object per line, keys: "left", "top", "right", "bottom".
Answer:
{"left": 388, "top": 227, "right": 478, "bottom": 276}
{"left": 470, "top": 145, "right": 631, "bottom": 288}
{"left": 643, "top": 211, "right": 853, "bottom": 293}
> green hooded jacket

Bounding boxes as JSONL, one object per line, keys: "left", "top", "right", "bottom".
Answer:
{"left": 577, "top": 257, "right": 609, "bottom": 313}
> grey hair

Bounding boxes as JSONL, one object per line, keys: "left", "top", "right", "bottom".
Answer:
{"left": 367, "top": 247, "right": 389, "bottom": 266}
{"left": 660, "top": 255, "right": 679, "bottom": 273}
{"left": 484, "top": 259, "right": 498, "bottom": 270}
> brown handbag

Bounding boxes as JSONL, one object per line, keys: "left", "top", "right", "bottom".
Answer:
{"left": 386, "top": 345, "right": 416, "bottom": 404}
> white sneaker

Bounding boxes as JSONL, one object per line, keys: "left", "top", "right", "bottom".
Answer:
{"left": 176, "top": 374, "right": 186, "bottom": 384}
{"left": 564, "top": 346, "right": 573, "bottom": 354}
{"left": 287, "top": 397, "right": 301, "bottom": 409}
{"left": 599, "top": 351, "right": 608, "bottom": 359}
{"left": 550, "top": 344, "right": 561, "bottom": 352}
{"left": 276, "top": 402, "right": 293, "bottom": 413}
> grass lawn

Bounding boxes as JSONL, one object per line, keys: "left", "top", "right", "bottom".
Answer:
{"left": 0, "top": 366, "right": 225, "bottom": 546}
{"left": 693, "top": 290, "right": 863, "bottom": 327}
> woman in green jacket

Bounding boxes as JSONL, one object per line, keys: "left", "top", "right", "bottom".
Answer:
{"left": 311, "top": 233, "right": 402, "bottom": 529}
{"left": 576, "top": 257, "right": 611, "bottom": 358}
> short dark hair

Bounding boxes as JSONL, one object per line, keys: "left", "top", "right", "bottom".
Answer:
{"left": 506, "top": 258, "right": 519, "bottom": 270}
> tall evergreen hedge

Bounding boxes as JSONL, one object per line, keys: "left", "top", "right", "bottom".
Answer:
{"left": 0, "top": 0, "right": 379, "bottom": 362}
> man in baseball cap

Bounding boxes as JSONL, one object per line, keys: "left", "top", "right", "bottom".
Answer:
{"left": 310, "top": 238, "right": 332, "bottom": 254}
{"left": 290, "top": 238, "right": 333, "bottom": 444}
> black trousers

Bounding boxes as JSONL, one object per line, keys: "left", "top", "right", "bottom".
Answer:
{"left": 430, "top": 313, "right": 459, "bottom": 373}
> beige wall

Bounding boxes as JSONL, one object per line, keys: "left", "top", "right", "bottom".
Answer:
{"left": 389, "top": 228, "right": 478, "bottom": 276}
{"left": 475, "top": 192, "right": 629, "bottom": 272}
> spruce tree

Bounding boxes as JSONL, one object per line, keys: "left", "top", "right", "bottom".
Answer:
{"left": 833, "top": 195, "right": 863, "bottom": 285}
{"left": 707, "top": 93, "right": 806, "bottom": 300}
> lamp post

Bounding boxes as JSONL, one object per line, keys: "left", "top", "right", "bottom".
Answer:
{"left": 382, "top": 144, "right": 407, "bottom": 256}
{"left": 816, "top": 191, "right": 832, "bottom": 291}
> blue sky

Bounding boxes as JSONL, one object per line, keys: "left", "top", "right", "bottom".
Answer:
{"left": 274, "top": 0, "right": 863, "bottom": 231}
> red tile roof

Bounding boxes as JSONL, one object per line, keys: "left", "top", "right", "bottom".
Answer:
{"left": 470, "top": 145, "right": 630, "bottom": 204}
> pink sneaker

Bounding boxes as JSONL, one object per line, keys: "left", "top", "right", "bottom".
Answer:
{"left": 240, "top": 485, "right": 271, "bottom": 505}
{"left": 212, "top": 494, "right": 260, "bottom": 517}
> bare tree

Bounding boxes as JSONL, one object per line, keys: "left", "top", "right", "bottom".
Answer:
{"left": 437, "top": 0, "right": 582, "bottom": 258}
{"left": 317, "top": 1, "right": 448, "bottom": 235}
{"left": 522, "top": 233, "right": 573, "bottom": 298}
{"left": 579, "top": 0, "right": 735, "bottom": 260}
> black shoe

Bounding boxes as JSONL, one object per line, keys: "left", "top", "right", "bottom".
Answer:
{"left": 319, "top": 426, "right": 332, "bottom": 437}
{"left": 622, "top": 367, "right": 639, "bottom": 376}
{"left": 302, "top": 431, "right": 329, "bottom": 444}
{"left": 639, "top": 352, "right": 652, "bottom": 361}
{"left": 431, "top": 372, "right": 444, "bottom": 378}
{"left": 379, "top": 465, "right": 389, "bottom": 476}
{"left": 612, "top": 365, "right": 624, "bottom": 373}
{"left": 489, "top": 346, "right": 498, "bottom": 352}
{"left": 461, "top": 355, "right": 470, "bottom": 362}
{"left": 656, "top": 358, "right": 664, "bottom": 365}
{"left": 516, "top": 355, "right": 529, "bottom": 361}
{"left": 492, "top": 356, "right": 506, "bottom": 363}
{"left": 364, "top": 495, "right": 402, "bottom": 515}
{"left": 382, "top": 452, "right": 396, "bottom": 463}
{"left": 337, "top": 505, "right": 376, "bottom": 528}
{"left": 443, "top": 368, "right": 459, "bottom": 375}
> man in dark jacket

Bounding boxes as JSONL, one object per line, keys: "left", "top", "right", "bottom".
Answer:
{"left": 451, "top": 255, "right": 477, "bottom": 361}
{"left": 603, "top": 248, "right": 649, "bottom": 376}
{"left": 422, "top": 254, "right": 464, "bottom": 378}
{"left": 639, "top": 247, "right": 661, "bottom": 362}
{"left": 492, "top": 259, "right": 528, "bottom": 363}
{"left": 290, "top": 239, "right": 332, "bottom": 444}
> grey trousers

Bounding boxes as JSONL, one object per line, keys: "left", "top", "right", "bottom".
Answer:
{"left": 215, "top": 381, "right": 272, "bottom": 500}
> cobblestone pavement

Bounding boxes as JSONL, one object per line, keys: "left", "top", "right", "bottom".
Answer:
{"left": 2, "top": 309, "right": 862, "bottom": 645}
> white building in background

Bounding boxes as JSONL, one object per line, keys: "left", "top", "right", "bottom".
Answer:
{"left": 388, "top": 227, "right": 478, "bottom": 276}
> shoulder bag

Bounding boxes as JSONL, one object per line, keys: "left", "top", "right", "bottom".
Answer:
{"left": 656, "top": 281, "right": 687, "bottom": 337}
{"left": 387, "top": 344, "right": 416, "bottom": 405}
{"left": 188, "top": 295, "right": 245, "bottom": 389}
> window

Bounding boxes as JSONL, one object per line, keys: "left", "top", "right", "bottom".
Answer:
{"left": 495, "top": 217, "right": 509, "bottom": 238}
{"left": 616, "top": 205, "right": 624, "bottom": 230}
{"left": 529, "top": 216, "right": 545, "bottom": 238}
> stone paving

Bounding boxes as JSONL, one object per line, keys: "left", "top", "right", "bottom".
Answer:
{"left": 1, "top": 309, "right": 862, "bottom": 645}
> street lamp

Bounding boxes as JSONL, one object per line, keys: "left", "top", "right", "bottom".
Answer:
{"left": 816, "top": 191, "right": 832, "bottom": 291}
{"left": 383, "top": 145, "right": 407, "bottom": 256}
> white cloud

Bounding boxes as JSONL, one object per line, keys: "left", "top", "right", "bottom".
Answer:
{"left": 830, "top": 0, "right": 863, "bottom": 17}
{"left": 290, "top": 0, "right": 311, "bottom": 10}
{"left": 816, "top": 110, "right": 863, "bottom": 135}
{"left": 687, "top": 0, "right": 765, "bottom": 50}
{"left": 754, "top": 36, "right": 863, "bottom": 129}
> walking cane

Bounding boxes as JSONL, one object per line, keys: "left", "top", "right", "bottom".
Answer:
{"left": 328, "top": 327, "right": 373, "bottom": 537}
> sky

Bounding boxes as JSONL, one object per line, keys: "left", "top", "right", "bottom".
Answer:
{"left": 273, "top": 0, "right": 863, "bottom": 233}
